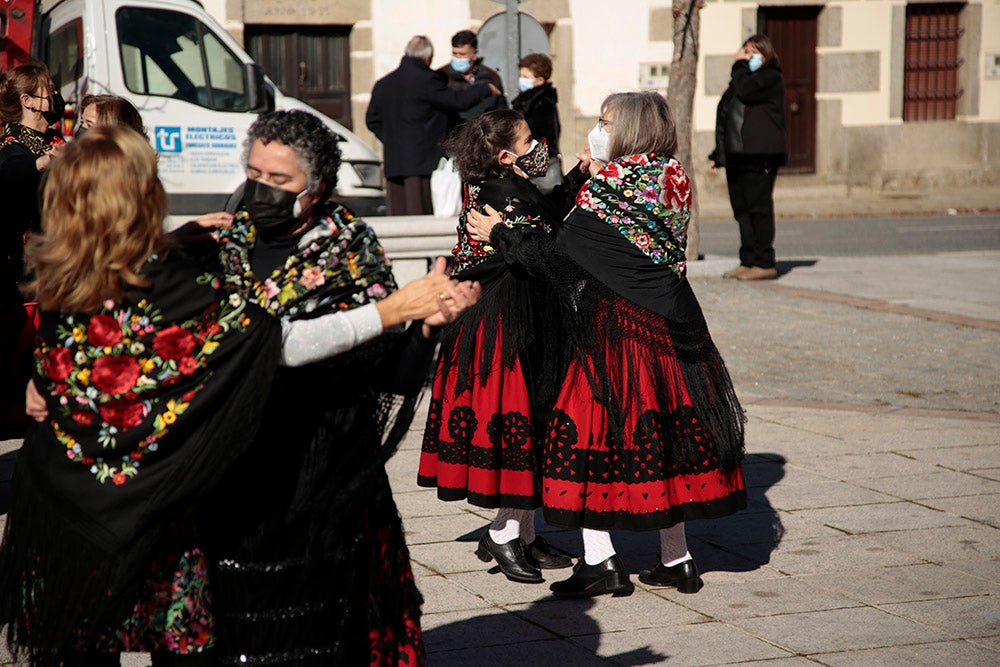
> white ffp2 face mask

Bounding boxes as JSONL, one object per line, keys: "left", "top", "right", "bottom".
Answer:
{"left": 587, "top": 123, "right": 610, "bottom": 163}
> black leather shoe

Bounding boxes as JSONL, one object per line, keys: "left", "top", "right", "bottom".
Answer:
{"left": 638, "top": 559, "right": 703, "bottom": 594}
{"left": 526, "top": 536, "right": 573, "bottom": 570}
{"left": 549, "top": 554, "right": 634, "bottom": 598}
{"left": 476, "top": 533, "right": 543, "bottom": 584}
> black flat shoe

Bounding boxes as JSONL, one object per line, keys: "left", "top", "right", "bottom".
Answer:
{"left": 549, "top": 554, "right": 634, "bottom": 598}
{"left": 526, "top": 536, "right": 573, "bottom": 570}
{"left": 638, "top": 559, "right": 703, "bottom": 594}
{"left": 476, "top": 533, "right": 543, "bottom": 584}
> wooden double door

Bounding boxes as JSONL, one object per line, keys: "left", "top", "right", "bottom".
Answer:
{"left": 761, "top": 7, "right": 820, "bottom": 173}
{"left": 245, "top": 25, "right": 353, "bottom": 129}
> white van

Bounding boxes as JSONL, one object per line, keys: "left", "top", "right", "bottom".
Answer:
{"left": 36, "top": 0, "right": 385, "bottom": 216}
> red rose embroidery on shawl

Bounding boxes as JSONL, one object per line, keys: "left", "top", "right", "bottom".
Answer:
{"left": 87, "top": 314, "right": 123, "bottom": 347}
{"left": 153, "top": 325, "right": 197, "bottom": 360}
{"left": 92, "top": 355, "right": 141, "bottom": 394}
{"left": 99, "top": 398, "right": 146, "bottom": 429}
{"left": 44, "top": 347, "right": 74, "bottom": 382}
{"left": 72, "top": 410, "right": 96, "bottom": 426}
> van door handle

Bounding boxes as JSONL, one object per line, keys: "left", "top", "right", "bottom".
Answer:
{"left": 299, "top": 62, "right": 307, "bottom": 85}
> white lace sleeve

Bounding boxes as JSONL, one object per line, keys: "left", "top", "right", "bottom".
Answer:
{"left": 279, "top": 303, "right": 384, "bottom": 367}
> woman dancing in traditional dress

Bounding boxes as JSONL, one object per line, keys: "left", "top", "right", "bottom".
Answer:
{"left": 418, "top": 109, "right": 575, "bottom": 584}
{"left": 469, "top": 92, "right": 747, "bottom": 597}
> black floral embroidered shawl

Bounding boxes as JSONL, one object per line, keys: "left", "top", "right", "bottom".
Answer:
{"left": 0, "top": 242, "right": 281, "bottom": 664}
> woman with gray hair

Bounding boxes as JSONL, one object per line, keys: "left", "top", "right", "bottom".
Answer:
{"left": 204, "top": 109, "right": 479, "bottom": 664}
{"left": 470, "top": 91, "right": 747, "bottom": 598}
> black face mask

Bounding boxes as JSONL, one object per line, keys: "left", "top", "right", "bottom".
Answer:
{"left": 43, "top": 90, "right": 66, "bottom": 126}
{"left": 243, "top": 178, "right": 305, "bottom": 238}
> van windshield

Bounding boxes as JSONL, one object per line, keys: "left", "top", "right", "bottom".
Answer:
{"left": 116, "top": 7, "right": 248, "bottom": 111}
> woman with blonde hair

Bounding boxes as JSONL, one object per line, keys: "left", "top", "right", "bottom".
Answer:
{"left": 470, "top": 91, "right": 747, "bottom": 597}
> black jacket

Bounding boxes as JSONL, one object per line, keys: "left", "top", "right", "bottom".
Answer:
{"left": 709, "top": 60, "right": 786, "bottom": 169}
{"left": 512, "top": 82, "right": 560, "bottom": 156}
{"left": 366, "top": 56, "right": 493, "bottom": 179}
{"left": 437, "top": 60, "right": 508, "bottom": 129}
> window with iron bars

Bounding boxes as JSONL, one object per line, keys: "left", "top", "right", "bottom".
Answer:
{"left": 904, "top": 3, "right": 964, "bottom": 121}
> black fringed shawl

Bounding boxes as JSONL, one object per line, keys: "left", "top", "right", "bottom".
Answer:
{"left": 440, "top": 174, "right": 568, "bottom": 420}
{"left": 208, "top": 202, "right": 431, "bottom": 665}
{"left": 0, "top": 241, "right": 281, "bottom": 665}
{"left": 544, "top": 154, "right": 746, "bottom": 472}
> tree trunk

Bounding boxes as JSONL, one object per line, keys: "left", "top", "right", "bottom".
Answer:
{"left": 667, "top": 0, "right": 703, "bottom": 261}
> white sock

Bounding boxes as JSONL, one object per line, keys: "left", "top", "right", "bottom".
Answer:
{"left": 489, "top": 507, "right": 532, "bottom": 545}
{"left": 582, "top": 528, "right": 616, "bottom": 565}
{"left": 659, "top": 523, "right": 691, "bottom": 567}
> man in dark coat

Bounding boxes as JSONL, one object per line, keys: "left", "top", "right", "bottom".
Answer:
{"left": 437, "top": 29, "right": 508, "bottom": 131}
{"left": 366, "top": 35, "right": 499, "bottom": 215}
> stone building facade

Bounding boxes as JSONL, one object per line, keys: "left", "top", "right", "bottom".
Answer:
{"left": 205, "top": 0, "right": 999, "bottom": 193}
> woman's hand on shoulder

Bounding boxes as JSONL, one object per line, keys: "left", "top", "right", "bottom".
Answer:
{"left": 467, "top": 205, "right": 504, "bottom": 242}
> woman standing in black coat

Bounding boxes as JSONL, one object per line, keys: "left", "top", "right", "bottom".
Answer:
{"left": 709, "top": 34, "right": 786, "bottom": 281}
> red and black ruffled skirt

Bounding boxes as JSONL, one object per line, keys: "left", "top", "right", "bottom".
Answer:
{"left": 541, "top": 294, "right": 747, "bottom": 531}
{"left": 418, "top": 322, "right": 539, "bottom": 509}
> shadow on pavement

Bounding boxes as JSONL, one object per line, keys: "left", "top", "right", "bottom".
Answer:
{"left": 688, "top": 453, "right": 787, "bottom": 572}
{"left": 424, "top": 597, "right": 669, "bottom": 665}
{"left": 775, "top": 259, "right": 818, "bottom": 276}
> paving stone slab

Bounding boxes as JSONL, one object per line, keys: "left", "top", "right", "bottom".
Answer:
{"left": 904, "top": 444, "right": 1000, "bottom": 472}
{"left": 649, "top": 574, "right": 861, "bottom": 621}
{"left": 423, "top": 639, "right": 609, "bottom": 667}
{"left": 421, "top": 609, "right": 554, "bottom": 653}
{"left": 857, "top": 469, "right": 1000, "bottom": 500}
{"left": 507, "top": 590, "right": 706, "bottom": 636}
{"left": 944, "top": 558, "right": 1000, "bottom": 586}
{"left": 812, "top": 639, "right": 1000, "bottom": 666}
{"left": 761, "top": 534, "right": 923, "bottom": 576}
{"left": 796, "top": 563, "right": 999, "bottom": 606}
{"left": 400, "top": 513, "right": 495, "bottom": 546}
{"left": 385, "top": 446, "right": 429, "bottom": 493}
{"left": 883, "top": 596, "right": 1000, "bottom": 640}
{"left": 788, "top": 451, "right": 945, "bottom": 481}
{"left": 442, "top": 570, "right": 560, "bottom": 607}
{"left": 394, "top": 488, "right": 473, "bottom": 519}
{"left": 790, "top": 501, "right": 975, "bottom": 534}
{"left": 976, "top": 467, "right": 1000, "bottom": 482}
{"left": 923, "top": 493, "right": 1000, "bottom": 528}
{"left": 762, "top": 479, "right": 898, "bottom": 511}
{"left": 733, "top": 606, "right": 950, "bottom": 654}
{"left": 411, "top": 572, "right": 495, "bottom": 615}
{"left": 584, "top": 620, "right": 792, "bottom": 666}
{"left": 866, "top": 525, "right": 1000, "bottom": 566}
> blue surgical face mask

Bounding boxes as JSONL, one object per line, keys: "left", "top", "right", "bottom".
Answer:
{"left": 748, "top": 53, "right": 763, "bottom": 73}
{"left": 518, "top": 77, "right": 535, "bottom": 92}
{"left": 451, "top": 57, "right": 471, "bottom": 74}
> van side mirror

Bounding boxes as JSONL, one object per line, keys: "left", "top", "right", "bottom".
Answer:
{"left": 244, "top": 63, "right": 273, "bottom": 113}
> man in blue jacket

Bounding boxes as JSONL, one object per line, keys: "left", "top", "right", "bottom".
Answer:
{"left": 366, "top": 35, "right": 500, "bottom": 215}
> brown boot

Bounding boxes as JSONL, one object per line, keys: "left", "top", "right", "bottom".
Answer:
{"left": 722, "top": 265, "right": 750, "bottom": 279}
{"left": 738, "top": 266, "right": 779, "bottom": 281}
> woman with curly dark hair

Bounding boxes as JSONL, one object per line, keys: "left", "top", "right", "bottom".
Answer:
{"left": 418, "top": 109, "right": 575, "bottom": 585}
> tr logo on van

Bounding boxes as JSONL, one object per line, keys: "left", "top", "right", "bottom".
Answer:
{"left": 154, "top": 127, "right": 183, "bottom": 153}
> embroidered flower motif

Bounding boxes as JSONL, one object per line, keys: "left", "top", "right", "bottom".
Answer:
{"left": 99, "top": 398, "right": 147, "bottom": 429}
{"left": 91, "top": 355, "right": 141, "bottom": 395}
{"left": 44, "top": 347, "right": 74, "bottom": 382}
{"left": 153, "top": 325, "right": 197, "bottom": 360}
{"left": 87, "top": 314, "right": 123, "bottom": 347}
{"left": 300, "top": 265, "right": 326, "bottom": 288}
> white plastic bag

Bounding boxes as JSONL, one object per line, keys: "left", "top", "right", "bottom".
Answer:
{"left": 430, "top": 157, "right": 462, "bottom": 218}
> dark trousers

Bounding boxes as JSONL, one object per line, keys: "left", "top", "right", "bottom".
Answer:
{"left": 725, "top": 165, "right": 779, "bottom": 269}
{"left": 386, "top": 175, "right": 432, "bottom": 216}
